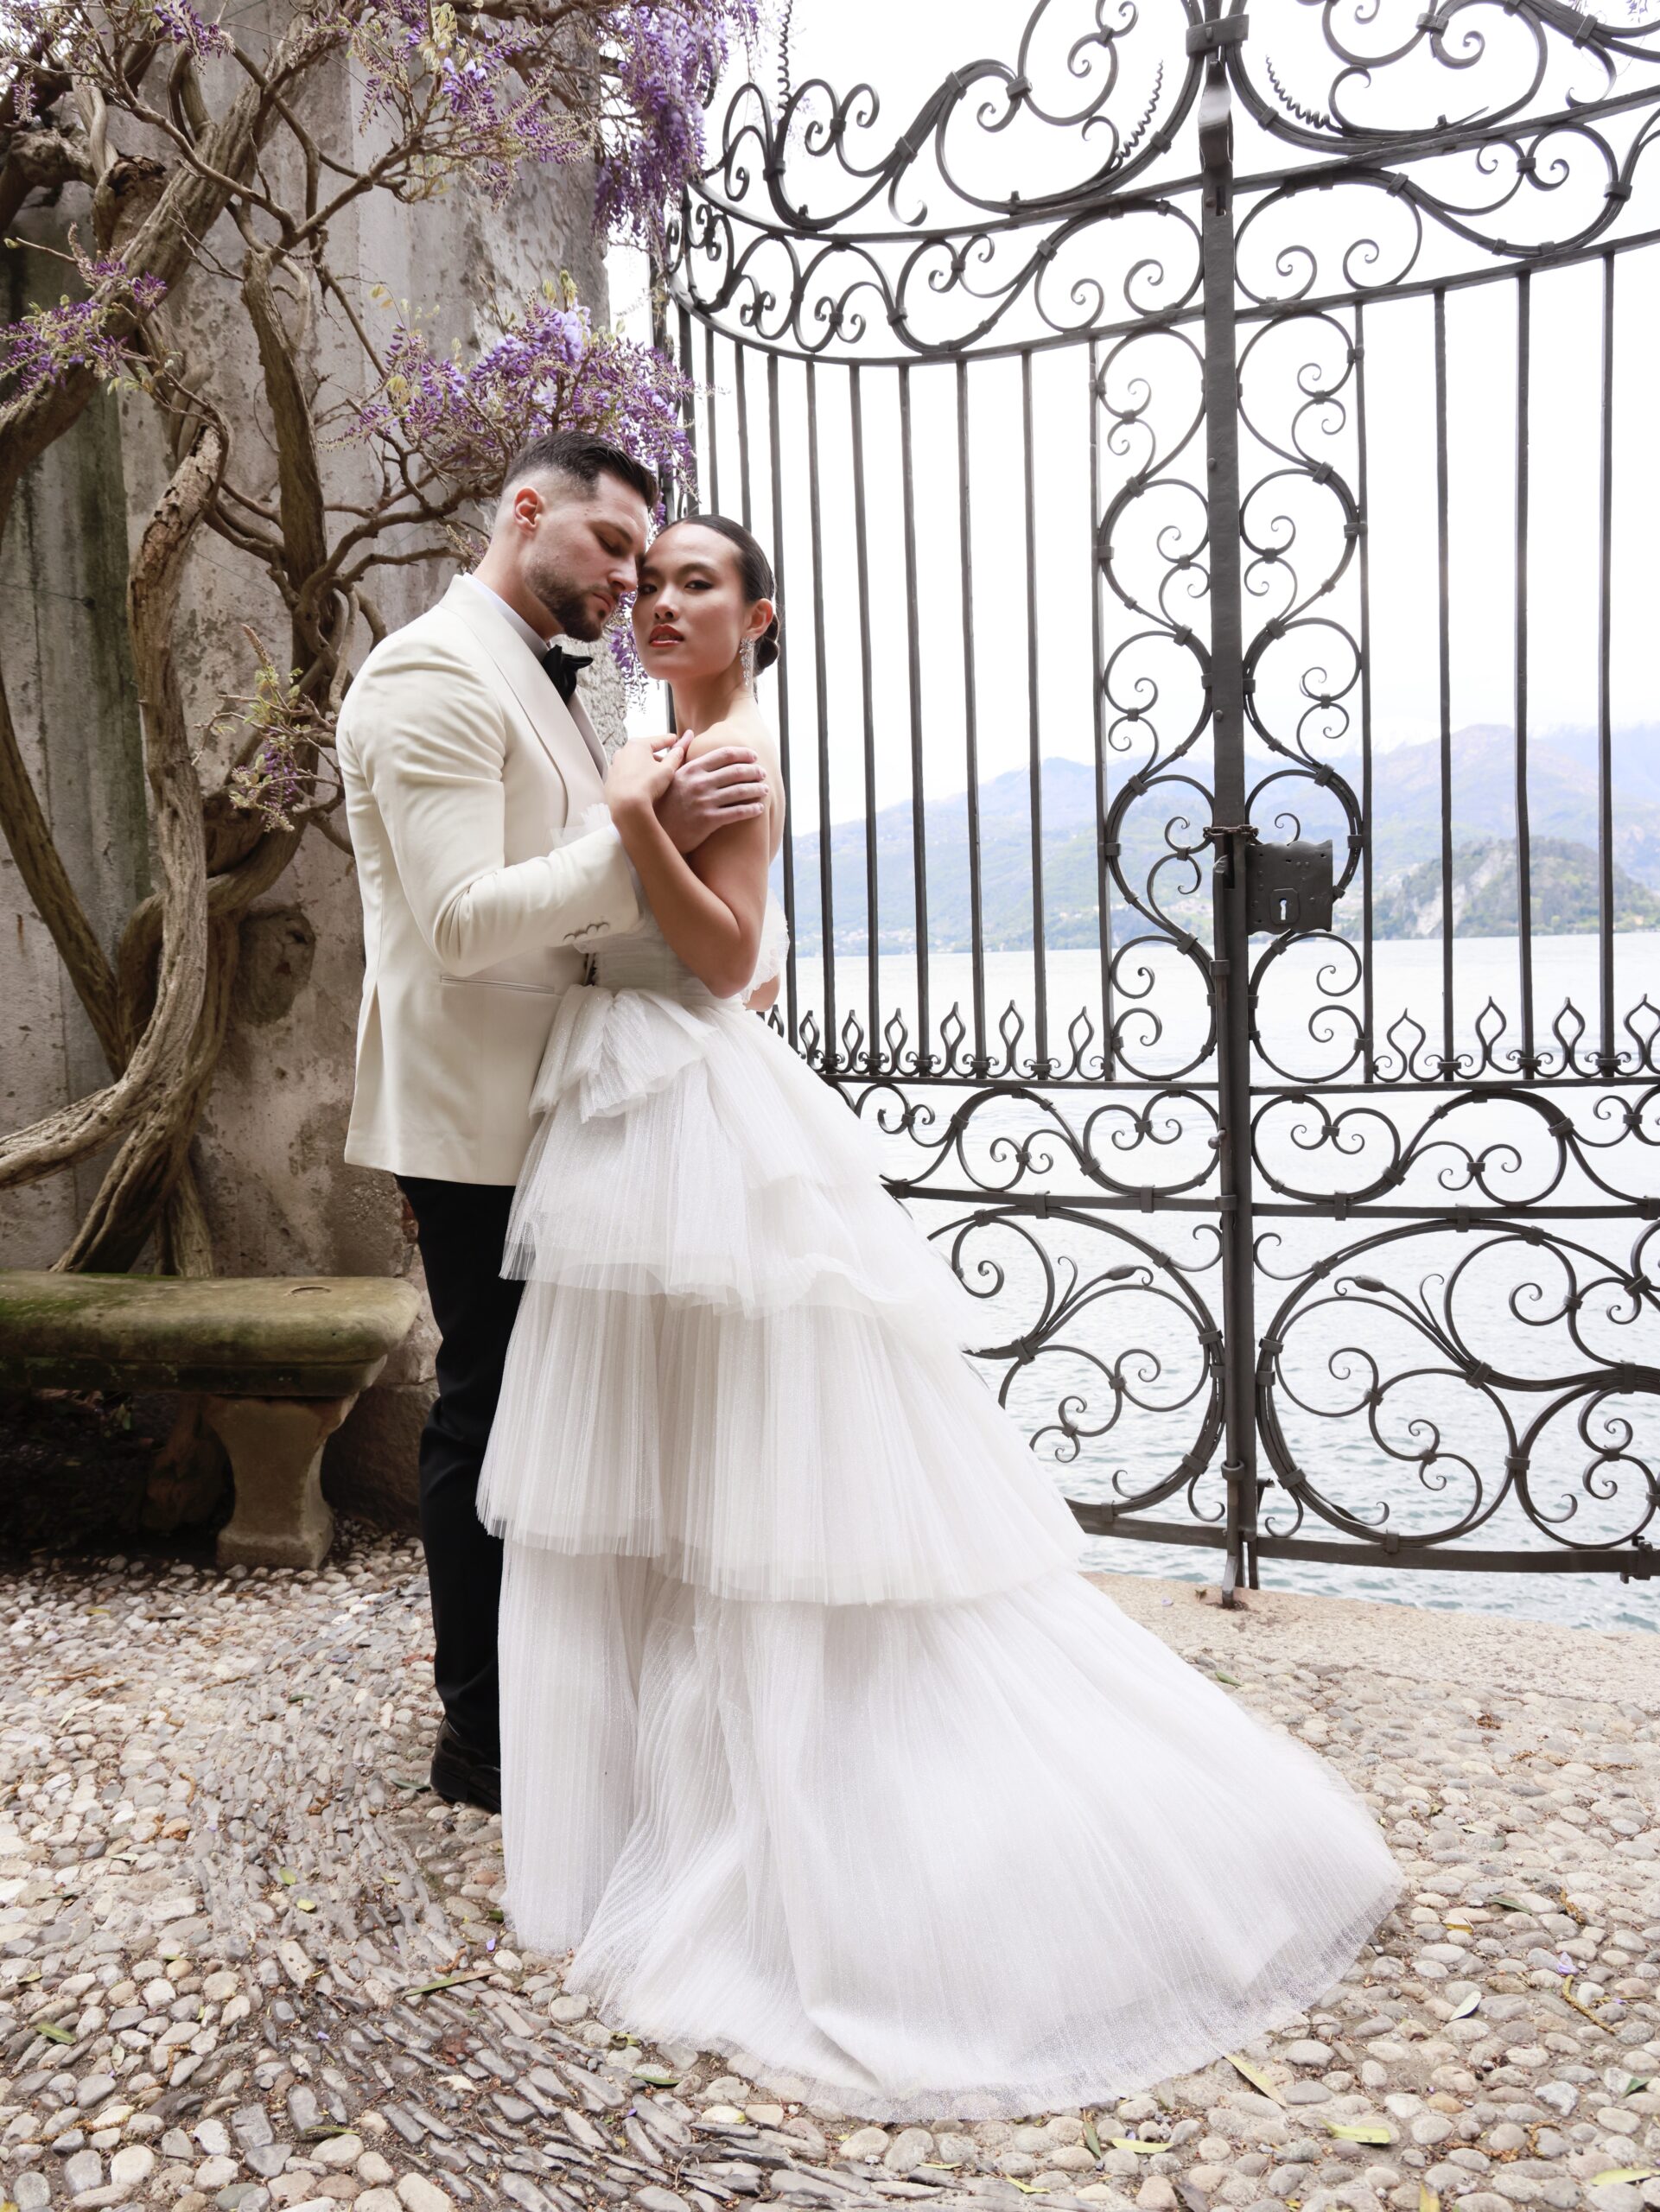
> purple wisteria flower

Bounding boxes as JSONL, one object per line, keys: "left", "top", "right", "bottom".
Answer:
{"left": 597, "top": 1, "right": 758, "bottom": 248}
{"left": 352, "top": 282, "right": 696, "bottom": 694}
{"left": 353, "top": 284, "right": 694, "bottom": 509}
{"left": 348, "top": 0, "right": 754, "bottom": 228}
{"left": 352, "top": 0, "right": 582, "bottom": 205}
{"left": 143, "top": 0, "right": 231, "bottom": 58}
{"left": 0, "top": 245, "right": 166, "bottom": 398}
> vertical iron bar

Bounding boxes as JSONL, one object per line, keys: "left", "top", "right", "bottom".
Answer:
{"left": 1514, "top": 273, "right": 1535, "bottom": 1075}
{"left": 735, "top": 343, "right": 754, "bottom": 533}
{"left": 1597, "top": 250, "right": 1618, "bottom": 1076}
{"left": 805, "top": 360, "right": 836, "bottom": 1063}
{"left": 1355, "top": 301, "right": 1375, "bottom": 1077}
{"left": 703, "top": 321, "right": 721, "bottom": 518}
{"left": 849, "top": 365, "right": 881, "bottom": 1069}
{"left": 899, "top": 365, "right": 931, "bottom": 1070}
{"left": 675, "top": 302, "right": 696, "bottom": 524}
{"left": 767, "top": 353, "right": 798, "bottom": 1049}
{"left": 1089, "top": 337, "right": 1114, "bottom": 1077}
{"left": 957, "top": 357, "right": 988, "bottom": 1071}
{"left": 1022, "top": 350, "right": 1049, "bottom": 1074}
{"left": 1434, "top": 289, "right": 1454, "bottom": 1074}
{"left": 1197, "top": 30, "right": 1256, "bottom": 1604}
{"left": 670, "top": 304, "right": 697, "bottom": 731}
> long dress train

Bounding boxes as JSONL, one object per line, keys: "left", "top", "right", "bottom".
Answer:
{"left": 479, "top": 895, "right": 1400, "bottom": 2122}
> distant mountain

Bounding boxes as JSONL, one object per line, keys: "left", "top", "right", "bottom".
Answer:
{"left": 1357, "top": 724, "right": 1660, "bottom": 889}
{"left": 782, "top": 728, "right": 1660, "bottom": 954}
{"left": 1371, "top": 837, "right": 1660, "bottom": 938}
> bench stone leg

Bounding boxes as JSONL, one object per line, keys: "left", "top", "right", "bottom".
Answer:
{"left": 203, "top": 1393, "right": 357, "bottom": 1569}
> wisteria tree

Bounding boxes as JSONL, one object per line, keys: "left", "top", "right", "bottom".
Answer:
{"left": 0, "top": 0, "right": 737, "bottom": 1274}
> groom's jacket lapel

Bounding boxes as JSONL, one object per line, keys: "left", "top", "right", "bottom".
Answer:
{"left": 441, "top": 576, "right": 607, "bottom": 810}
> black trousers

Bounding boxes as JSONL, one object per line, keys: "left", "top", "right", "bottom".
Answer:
{"left": 397, "top": 1174, "right": 525, "bottom": 1760}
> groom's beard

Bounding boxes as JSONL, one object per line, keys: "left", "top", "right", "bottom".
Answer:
{"left": 527, "top": 556, "right": 606, "bottom": 643}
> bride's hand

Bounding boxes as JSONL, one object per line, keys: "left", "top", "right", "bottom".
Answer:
{"left": 606, "top": 732, "right": 691, "bottom": 823}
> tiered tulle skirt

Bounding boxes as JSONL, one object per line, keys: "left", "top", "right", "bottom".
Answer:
{"left": 480, "top": 979, "right": 1401, "bottom": 2120}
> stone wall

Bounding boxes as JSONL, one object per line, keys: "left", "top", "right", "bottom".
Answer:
{"left": 0, "top": 32, "right": 615, "bottom": 1529}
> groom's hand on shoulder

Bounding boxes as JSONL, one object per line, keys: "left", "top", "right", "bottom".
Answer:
{"left": 656, "top": 743, "right": 770, "bottom": 855}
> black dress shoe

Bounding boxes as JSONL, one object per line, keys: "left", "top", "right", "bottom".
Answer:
{"left": 430, "top": 1721, "right": 501, "bottom": 1815}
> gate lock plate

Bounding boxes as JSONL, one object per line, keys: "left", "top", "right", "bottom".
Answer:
{"left": 1245, "top": 836, "right": 1334, "bottom": 935}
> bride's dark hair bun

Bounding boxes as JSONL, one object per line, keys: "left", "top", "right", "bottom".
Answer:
{"left": 675, "top": 512, "right": 780, "bottom": 673}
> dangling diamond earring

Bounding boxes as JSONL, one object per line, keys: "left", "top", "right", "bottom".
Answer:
{"left": 740, "top": 638, "right": 758, "bottom": 691}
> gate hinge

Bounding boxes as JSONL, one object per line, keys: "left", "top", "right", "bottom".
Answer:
{"left": 1186, "top": 14, "right": 1249, "bottom": 55}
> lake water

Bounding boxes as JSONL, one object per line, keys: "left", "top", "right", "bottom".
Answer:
{"left": 797, "top": 933, "right": 1660, "bottom": 1637}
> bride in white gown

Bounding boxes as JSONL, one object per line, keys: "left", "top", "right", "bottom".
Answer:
{"left": 479, "top": 513, "right": 1401, "bottom": 2120}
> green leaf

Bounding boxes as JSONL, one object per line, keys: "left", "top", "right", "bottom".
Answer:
{"left": 633, "top": 2065, "right": 680, "bottom": 2086}
{"left": 295, "top": 1898, "right": 316, "bottom": 1913}
{"left": 1109, "top": 2139, "right": 1171, "bottom": 2155}
{"left": 1082, "top": 2118, "right": 1102, "bottom": 2159}
{"left": 34, "top": 2022, "right": 74, "bottom": 2045}
{"left": 1591, "top": 2171, "right": 1656, "bottom": 2190}
{"left": 1326, "top": 2122, "right": 1392, "bottom": 2146}
{"left": 277, "top": 1868, "right": 296, "bottom": 1885}
{"left": 1213, "top": 1672, "right": 1240, "bottom": 1687}
{"left": 1625, "top": 2077, "right": 1653, "bottom": 2097}
{"left": 1226, "top": 2054, "right": 1285, "bottom": 2104}
{"left": 1448, "top": 1991, "right": 1481, "bottom": 2020}
{"left": 1419, "top": 2187, "right": 1441, "bottom": 2212}
{"left": 401, "top": 1969, "right": 492, "bottom": 1996}
{"left": 1488, "top": 1897, "right": 1527, "bottom": 1911}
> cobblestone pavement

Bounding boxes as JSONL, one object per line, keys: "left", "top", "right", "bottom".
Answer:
{"left": 0, "top": 1529, "right": 1656, "bottom": 2212}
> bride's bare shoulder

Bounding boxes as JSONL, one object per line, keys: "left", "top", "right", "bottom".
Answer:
{"left": 686, "top": 716, "right": 782, "bottom": 802}
{"left": 685, "top": 712, "right": 778, "bottom": 769}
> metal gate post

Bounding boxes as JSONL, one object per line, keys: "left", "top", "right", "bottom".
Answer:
{"left": 1193, "top": 6, "right": 1257, "bottom": 1604}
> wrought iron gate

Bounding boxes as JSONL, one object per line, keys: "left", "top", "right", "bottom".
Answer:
{"left": 662, "top": 0, "right": 1660, "bottom": 1599}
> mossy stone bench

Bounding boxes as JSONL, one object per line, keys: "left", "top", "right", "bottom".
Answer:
{"left": 0, "top": 1271, "right": 421, "bottom": 1568}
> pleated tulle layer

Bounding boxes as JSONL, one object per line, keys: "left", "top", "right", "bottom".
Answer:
{"left": 500, "top": 1550, "right": 1402, "bottom": 2122}
{"left": 502, "top": 980, "right": 987, "bottom": 1342}
{"left": 479, "top": 1283, "right": 1084, "bottom": 1604}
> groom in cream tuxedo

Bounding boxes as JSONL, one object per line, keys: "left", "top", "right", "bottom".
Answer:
{"left": 337, "top": 430, "right": 767, "bottom": 1814}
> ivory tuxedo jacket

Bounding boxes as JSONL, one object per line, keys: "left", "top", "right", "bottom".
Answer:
{"left": 337, "top": 575, "right": 640, "bottom": 1185}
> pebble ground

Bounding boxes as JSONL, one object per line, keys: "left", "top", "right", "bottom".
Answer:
{"left": 0, "top": 1527, "right": 1655, "bottom": 2212}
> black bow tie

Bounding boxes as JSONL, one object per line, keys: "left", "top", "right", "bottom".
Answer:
{"left": 540, "top": 642, "right": 591, "bottom": 703}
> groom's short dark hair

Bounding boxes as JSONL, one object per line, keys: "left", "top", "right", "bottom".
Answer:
{"left": 504, "top": 430, "right": 658, "bottom": 512}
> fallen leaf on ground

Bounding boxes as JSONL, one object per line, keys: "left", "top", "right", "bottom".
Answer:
{"left": 1448, "top": 1991, "right": 1481, "bottom": 2019}
{"left": 1326, "top": 2121, "right": 1392, "bottom": 2145}
{"left": 1226, "top": 2054, "right": 1285, "bottom": 2104}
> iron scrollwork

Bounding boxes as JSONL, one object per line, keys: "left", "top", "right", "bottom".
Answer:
{"left": 672, "top": 0, "right": 1660, "bottom": 1592}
